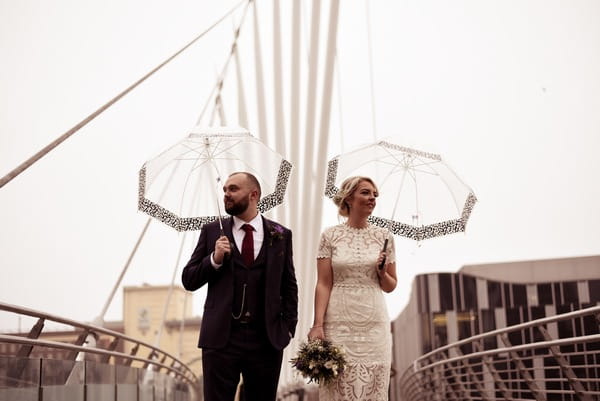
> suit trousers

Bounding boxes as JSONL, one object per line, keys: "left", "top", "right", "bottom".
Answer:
{"left": 202, "top": 321, "right": 284, "bottom": 401}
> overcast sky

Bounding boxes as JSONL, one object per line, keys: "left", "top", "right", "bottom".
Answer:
{"left": 1, "top": 0, "right": 600, "bottom": 332}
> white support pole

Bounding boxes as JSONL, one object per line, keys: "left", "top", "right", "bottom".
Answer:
{"left": 289, "top": 0, "right": 302, "bottom": 236}
{"left": 252, "top": 1, "right": 269, "bottom": 144}
{"left": 197, "top": 1, "right": 251, "bottom": 127}
{"left": 272, "top": 0, "right": 287, "bottom": 225}
{"left": 272, "top": 0, "right": 287, "bottom": 157}
{"left": 154, "top": 233, "right": 187, "bottom": 348}
{"left": 233, "top": 42, "right": 249, "bottom": 128}
{"left": 365, "top": 0, "right": 378, "bottom": 141}
{"left": 306, "top": 0, "right": 340, "bottom": 341}
{"left": 95, "top": 157, "right": 182, "bottom": 325}
{"left": 299, "top": 0, "right": 321, "bottom": 270}
{"left": 95, "top": 218, "right": 152, "bottom": 325}
{"left": 313, "top": 0, "right": 340, "bottom": 223}
{"left": 217, "top": 92, "right": 228, "bottom": 126}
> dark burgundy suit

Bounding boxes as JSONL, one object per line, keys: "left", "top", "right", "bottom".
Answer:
{"left": 182, "top": 216, "right": 298, "bottom": 401}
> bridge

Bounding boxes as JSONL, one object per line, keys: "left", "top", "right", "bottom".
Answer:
{"left": 2, "top": 301, "right": 598, "bottom": 400}
{"left": 0, "top": 301, "right": 199, "bottom": 401}
{"left": 1, "top": 1, "right": 600, "bottom": 400}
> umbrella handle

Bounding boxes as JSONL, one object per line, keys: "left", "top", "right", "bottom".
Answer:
{"left": 219, "top": 226, "right": 231, "bottom": 263}
{"left": 378, "top": 238, "right": 389, "bottom": 270}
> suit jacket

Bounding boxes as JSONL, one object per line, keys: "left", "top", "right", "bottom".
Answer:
{"left": 181, "top": 216, "right": 298, "bottom": 350}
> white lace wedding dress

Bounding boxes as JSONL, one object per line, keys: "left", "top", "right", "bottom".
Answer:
{"left": 317, "top": 223, "right": 394, "bottom": 401}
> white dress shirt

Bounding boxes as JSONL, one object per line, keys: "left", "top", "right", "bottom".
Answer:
{"left": 211, "top": 214, "right": 264, "bottom": 268}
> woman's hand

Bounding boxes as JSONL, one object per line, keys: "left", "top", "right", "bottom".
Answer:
{"left": 376, "top": 251, "right": 397, "bottom": 293}
{"left": 376, "top": 252, "right": 389, "bottom": 276}
{"left": 308, "top": 325, "right": 325, "bottom": 340}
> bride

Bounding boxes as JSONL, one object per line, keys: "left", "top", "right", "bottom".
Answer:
{"left": 308, "top": 176, "right": 397, "bottom": 401}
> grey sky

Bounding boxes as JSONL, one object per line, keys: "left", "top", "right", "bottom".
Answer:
{"left": 1, "top": 0, "right": 600, "bottom": 331}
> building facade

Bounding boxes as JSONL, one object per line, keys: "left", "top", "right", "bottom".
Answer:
{"left": 390, "top": 255, "right": 600, "bottom": 401}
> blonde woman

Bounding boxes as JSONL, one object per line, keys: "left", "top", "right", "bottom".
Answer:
{"left": 308, "top": 176, "right": 397, "bottom": 401}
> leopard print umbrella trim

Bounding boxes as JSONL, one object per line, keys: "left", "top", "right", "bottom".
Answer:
{"left": 138, "top": 160, "right": 292, "bottom": 231}
{"left": 324, "top": 148, "right": 477, "bottom": 241}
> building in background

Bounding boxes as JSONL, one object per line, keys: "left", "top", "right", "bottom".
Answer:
{"left": 390, "top": 255, "right": 600, "bottom": 400}
{"left": 122, "top": 284, "right": 202, "bottom": 371}
{"left": 0, "top": 284, "right": 203, "bottom": 374}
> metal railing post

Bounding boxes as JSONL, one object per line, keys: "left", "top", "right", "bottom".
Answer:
{"left": 455, "top": 347, "right": 492, "bottom": 400}
{"left": 537, "top": 325, "right": 593, "bottom": 401}
{"left": 499, "top": 333, "right": 547, "bottom": 401}
{"left": 473, "top": 341, "right": 514, "bottom": 401}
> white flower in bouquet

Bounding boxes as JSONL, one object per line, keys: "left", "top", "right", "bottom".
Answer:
{"left": 290, "top": 338, "right": 347, "bottom": 385}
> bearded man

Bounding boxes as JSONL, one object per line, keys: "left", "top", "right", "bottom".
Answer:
{"left": 182, "top": 171, "right": 298, "bottom": 401}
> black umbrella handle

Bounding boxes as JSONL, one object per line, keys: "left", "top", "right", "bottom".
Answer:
{"left": 219, "top": 227, "right": 231, "bottom": 263}
{"left": 378, "top": 238, "right": 389, "bottom": 270}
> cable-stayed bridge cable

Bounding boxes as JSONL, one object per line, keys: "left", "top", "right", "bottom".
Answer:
{"left": 0, "top": 0, "right": 247, "bottom": 190}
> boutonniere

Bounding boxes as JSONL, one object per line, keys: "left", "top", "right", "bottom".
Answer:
{"left": 268, "top": 223, "right": 284, "bottom": 246}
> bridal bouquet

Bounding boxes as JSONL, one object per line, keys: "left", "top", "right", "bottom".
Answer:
{"left": 290, "top": 338, "right": 346, "bottom": 385}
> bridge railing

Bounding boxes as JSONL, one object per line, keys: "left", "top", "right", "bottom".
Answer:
{"left": 398, "top": 305, "right": 600, "bottom": 401}
{"left": 0, "top": 301, "right": 200, "bottom": 401}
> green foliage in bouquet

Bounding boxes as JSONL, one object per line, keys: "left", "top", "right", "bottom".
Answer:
{"left": 290, "top": 338, "right": 346, "bottom": 385}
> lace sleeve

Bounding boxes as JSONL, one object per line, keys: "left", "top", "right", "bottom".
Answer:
{"left": 387, "top": 232, "right": 396, "bottom": 264}
{"left": 316, "top": 230, "right": 332, "bottom": 259}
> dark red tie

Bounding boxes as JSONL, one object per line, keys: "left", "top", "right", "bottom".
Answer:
{"left": 241, "top": 224, "right": 254, "bottom": 267}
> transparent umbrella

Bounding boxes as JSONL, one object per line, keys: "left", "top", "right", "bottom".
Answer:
{"left": 325, "top": 140, "right": 477, "bottom": 242}
{"left": 138, "top": 126, "right": 292, "bottom": 232}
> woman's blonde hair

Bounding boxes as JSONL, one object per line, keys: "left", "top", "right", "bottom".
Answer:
{"left": 332, "top": 176, "right": 378, "bottom": 217}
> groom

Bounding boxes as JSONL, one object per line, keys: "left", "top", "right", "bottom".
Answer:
{"left": 182, "top": 171, "right": 298, "bottom": 401}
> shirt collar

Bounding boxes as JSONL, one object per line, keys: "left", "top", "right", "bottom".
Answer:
{"left": 232, "top": 214, "right": 262, "bottom": 232}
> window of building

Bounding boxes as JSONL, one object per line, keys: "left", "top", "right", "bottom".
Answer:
{"left": 557, "top": 304, "right": 575, "bottom": 354}
{"left": 521, "top": 307, "right": 531, "bottom": 344}
{"left": 421, "top": 313, "right": 432, "bottom": 353}
{"left": 487, "top": 281, "right": 502, "bottom": 308}
{"left": 504, "top": 283, "right": 512, "bottom": 308}
{"left": 562, "top": 281, "right": 579, "bottom": 304}
{"left": 590, "top": 280, "right": 600, "bottom": 303}
{"left": 457, "top": 311, "right": 477, "bottom": 354}
{"left": 438, "top": 274, "right": 454, "bottom": 311}
{"left": 432, "top": 313, "right": 448, "bottom": 348}
{"left": 454, "top": 275, "right": 462, "bottom": 311}
{"left": 512, "top": 284, "right": 527, "bottom": 307}
{"left": 462, "top": 275, "right": 477, "bottom": 310}
{"left": 506, "top": 307, "right": 523, "bottom": 345}
{"left": 529, "top": 306, "right": 546, "bottom": 354}
{"left": 417, "top": 276, "right": 430, "bottom": 314}
{"left": 553, "top": 283, "right": 562, "bottom": 305}
{"left": 480, "top": 309, "right": 496, "bottom": 349}
{"left": 537, "top": 283, "right": 553, "bottom": 305}
{"left": 583, "top": 311, "right": 600, "bottom": 336}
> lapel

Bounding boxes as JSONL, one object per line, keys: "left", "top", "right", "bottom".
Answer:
{"left": 263, "top": 217, "right": 285, "bottom": 293}
{"left": 261, "top": 217, "right": 285, "bottom": 263}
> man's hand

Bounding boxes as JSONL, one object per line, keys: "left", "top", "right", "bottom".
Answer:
{"left": 213, "top": 235, "right": 231, "bottom": 264}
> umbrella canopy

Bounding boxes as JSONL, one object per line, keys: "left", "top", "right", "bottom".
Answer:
{"left": 325, "top": 140, "right": 476, "bottom": 241}
{"left": 139, "top": 126, "right": 292, "bottom": 231}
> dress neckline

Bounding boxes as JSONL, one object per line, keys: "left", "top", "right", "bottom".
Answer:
{"left": 343, "top": 222, "right": 370, "bottom": 232}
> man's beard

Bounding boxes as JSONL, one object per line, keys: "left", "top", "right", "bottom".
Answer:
{"left": 225, "top": 196, "right": 250, "bottom": 216}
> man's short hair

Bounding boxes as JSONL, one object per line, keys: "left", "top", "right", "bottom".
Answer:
{"left": 229, "top": 172, "right": 262, "bottom": 198}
